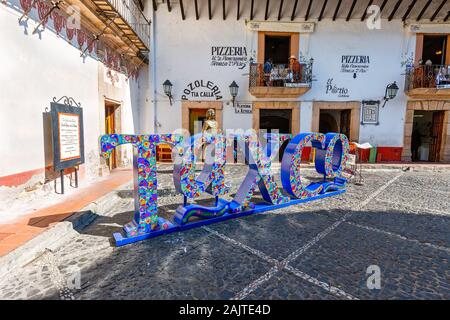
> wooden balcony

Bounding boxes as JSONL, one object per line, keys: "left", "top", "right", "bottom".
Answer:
{"left": 248, "top": 62, "right": 312, "bottom": 98}
{"left": 65, "top": 0, "right": 150, "bottom": 61}
{"left": 405, "top": 65, "right": 450, "bottom": 100}
{"left": 92, "top": 0, "right": 150, "bottom": 51}
{"left": 249, "top": 85, "right": 311, "bottom": 98}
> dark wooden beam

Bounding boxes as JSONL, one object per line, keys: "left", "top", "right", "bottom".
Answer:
{"left": 152, "top": 0, "right": 157, "bottom": 11}
{"left": 137, "top": 0, "right": 144, "bottom": 11}
{"left": 305, "top": 0, "right": 313, "bottom": 21}
{"left": 374, "top": 0, "right": 388, "bottom": 19}
{"left": 361, "top": 0, "right": 373, "bottom": 21}
{"left": 194, "top": 0, "right": 199, "bottom": 19}
{"left": 388, "top": 0, "right": 403, "bottom": 21}
{"left": 223, "top": 0, "right": 226, "bottom": 20}
{"left": 416, "top": 0, "right": 432, "bottom": 21}
{"left": 445, "top": 11, "right": 450, "bottom": 21}
{"left": 208, "top": 0, "right": 212, "bottom": 20}
{"left": 346, "top": 0, "right": 357, "bottom": 21}
{"left": 318, "top": 0, "right": 328, "bottom": 21}
{"left": 179, "top": 0, "right": 185, "bottom": 19}
{"left": 265, "top": 0, "right": 270, "bottom": 20}
{"left": 333, "top": 0, "right": 342, "bottom": 20}
{"left": 278, "top": 0, "right": 284, "bottom": 20}
{"left": 379, "top": 0, "right": 388, "bottom": 14}
{"left": 250, "top": 0, "right": 254, "bottom": 20}
{"left": 237, "top": 0, "right": 240, "bottom": 20}
{"left": 167, "top": 0, "right": 171, "bottom": 12}
{"left": 402, "top": 0, "right": 417, "bottom": 21}
{"left": 430, "top": 0, "right": 447, "bottom": 21}
{"left": 291, "top": 0, "right": 299, "bottom": 21}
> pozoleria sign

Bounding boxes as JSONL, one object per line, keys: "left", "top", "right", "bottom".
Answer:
{"left": 181, "top": 80, "right": 223, "bottom": 100}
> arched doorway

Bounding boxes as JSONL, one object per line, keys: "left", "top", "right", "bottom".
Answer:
{"left": 312, "top": 102, "right": 360, "bottom": 142}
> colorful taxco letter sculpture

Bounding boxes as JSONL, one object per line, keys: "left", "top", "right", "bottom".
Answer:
{"left": 100, "top": 131, "right": 349, "bottom": 246}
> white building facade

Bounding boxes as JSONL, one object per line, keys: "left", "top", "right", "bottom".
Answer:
{"left": 0, "top": 0, "right": 151, "bottom": 187}
{"left": 148, "top": 0, "right": 450, "bottom": 163}
{"left": 1, "top": 0, "right": 450, "bottom": 189}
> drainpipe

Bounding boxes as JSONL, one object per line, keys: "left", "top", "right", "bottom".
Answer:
{"left": 151, "top": 5, "right": 158, "bottom": 133}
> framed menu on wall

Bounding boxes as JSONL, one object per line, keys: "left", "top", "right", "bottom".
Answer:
{"left": 51, "top": 102, "right": 85, "bottom": 171}
{"left": 361, "top": 100, "right": 380, "bottom": 125}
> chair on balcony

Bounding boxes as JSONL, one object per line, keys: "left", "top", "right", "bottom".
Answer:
{"left": 423, "top": 65, "right": 437, "bottom": 88}
{"left": 256, "top": 64, "right": 269, "bottom": 87}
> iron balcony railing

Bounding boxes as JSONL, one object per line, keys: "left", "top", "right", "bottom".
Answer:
{"left": 107, "top": 0, "right": 151, "bottom": 49}
{"left": 405, "top": 64, "right": 450, "bottom": 91}
{"left": 249, "top": 60, "right": 313, "bottom": 88}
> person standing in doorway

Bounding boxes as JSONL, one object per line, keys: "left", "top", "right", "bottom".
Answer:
{"left": 289, "top": 56, "right": 302, "bottom": 83}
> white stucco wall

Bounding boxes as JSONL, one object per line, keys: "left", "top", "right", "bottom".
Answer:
{"left": 150, "top": 7, "right": 257, "bottom": 133}
{"left": 1, "top": 0, "right": 432, "bottom": 182}
{"left": 0, "top": 3, "right": 142, "bottom": 179}
{"left": 150, "top": 4, "right": 419, "bottom": 148}
{"left": 304, "top": 20, "right": 415, "bottom": 147}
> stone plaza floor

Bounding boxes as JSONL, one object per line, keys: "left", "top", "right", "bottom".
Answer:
{"left": 0, "top": 166, "right": 449, "bottom": 300}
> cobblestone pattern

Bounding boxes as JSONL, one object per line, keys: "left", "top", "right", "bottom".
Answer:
{"left": 0, "top": 168, "right": 449, "bottom": 300}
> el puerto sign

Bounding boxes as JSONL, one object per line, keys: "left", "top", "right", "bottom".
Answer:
{"left": 100, "top": 131, "right": 349, "bottom": 246}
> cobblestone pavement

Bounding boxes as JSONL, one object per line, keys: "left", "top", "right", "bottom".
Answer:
{"left": 0, "top": 166, "right": 449, "bottom": 300}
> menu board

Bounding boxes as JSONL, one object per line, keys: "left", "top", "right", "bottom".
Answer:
{"left": 361, "top": 100, "right": 380, "bottom": 125}
{"left": 59, "top": 113, "right": 81, "bottom": 160}
{"left": 51, "top": 103, "right": 84, "bottom": 171}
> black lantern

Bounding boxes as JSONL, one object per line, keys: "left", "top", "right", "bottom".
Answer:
{"left": 229, "top": 81, "right": 239, "bottom": 107}
{"left": 163, "top": 79, "right": 173, "bottom": 105}
{"left": 386, "top": 82, "right": 399, "bottom": 99}
{"left": 382, "top": 81, "right": 399, "bottom": 108}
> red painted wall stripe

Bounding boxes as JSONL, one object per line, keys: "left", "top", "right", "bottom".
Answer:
{"left": 0, "top": 168, "right": 44, "bottom": 187}
{"left": 0, "top": 165, "right": 86, "bottom": 187}
{"left": 376, "top": 147, "right": 403, "bottom": 162}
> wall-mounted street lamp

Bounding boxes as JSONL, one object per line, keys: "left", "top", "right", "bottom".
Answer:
{"left": 229, "top": 81, "right": 239, "bottom": 107}
{"left": 163, "top": 79, "right": 173, "bottom": 105}
{"left": 381, "top": 81, "right": 399, "bottom": 108}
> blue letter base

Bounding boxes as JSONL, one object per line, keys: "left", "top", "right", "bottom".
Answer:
{"left": 113, "top": 180, "right": 346, "bottom": 247}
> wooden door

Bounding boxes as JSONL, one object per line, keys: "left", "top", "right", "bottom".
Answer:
{"left": 429, "top": 111, "right": 444, "bottom": 162}
{"left": 105, "top": 104, "right": 117, "bottom": 169}
{"left": 189, "top": 109, "right": 207, "bottom": 135}
{"left": 340, "top": 109, "right": 351, "bottom": 140}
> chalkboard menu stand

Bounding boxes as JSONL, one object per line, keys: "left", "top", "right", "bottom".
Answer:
{"left": 50, "top": 96, "right": 85, "bottom": 194}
